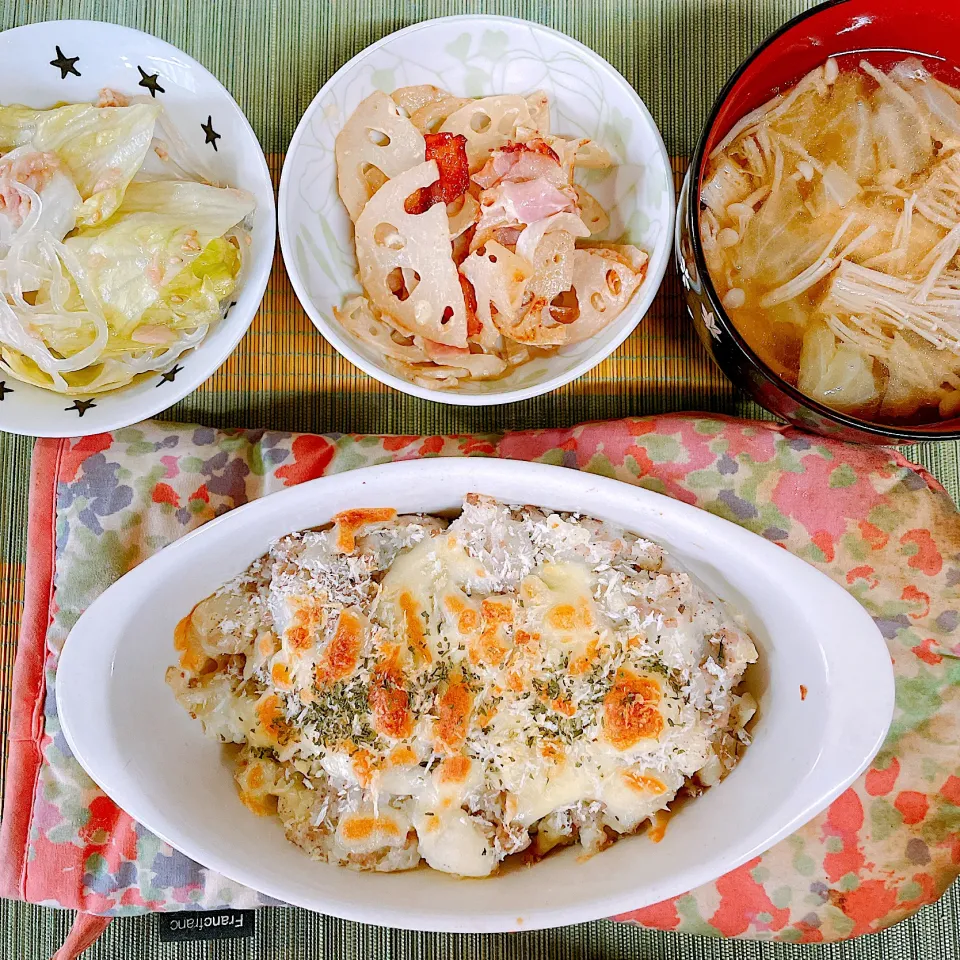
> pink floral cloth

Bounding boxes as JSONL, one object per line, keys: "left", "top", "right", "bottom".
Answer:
{"left": 2, "top": 415, "right": 959, "bottom": 943}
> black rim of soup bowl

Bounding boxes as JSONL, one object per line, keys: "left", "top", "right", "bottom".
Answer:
{"left": 683, "top": 0, "right": 960, "bottom": 443}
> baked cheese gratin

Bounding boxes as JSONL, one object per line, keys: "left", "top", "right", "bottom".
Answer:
{"left": 167, "top": 495, "right": 758, "bottom": 877}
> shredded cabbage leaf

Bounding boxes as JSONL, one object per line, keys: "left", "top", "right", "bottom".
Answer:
{"left": 67, "top": 182, "right": 253, "bottom": 335}
{"left": 0, "top": 102, "right": 161, "bottom": 225}
{"left": 0, "top": 94, "right": 255, "bottom": 395}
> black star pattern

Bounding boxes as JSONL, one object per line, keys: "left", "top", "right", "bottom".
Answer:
{"left": 201, "top": 116, "right": 221, "bottom": 151}
{"left": 0, "top": 381, "right": 13, "bottom": 401}
{"left": 137, "top": 65, "right": 165, "bottom": 97}
{"left": 224, "top": 300, "right": 237, "bottom": 318}
{"left": 156, "top": 364, "right": 183, "bottom": 387}
{"left": 65, "top": 398, "right": 96, "bottom": 417}
{"left": 50, "top": 46, "right": 80, "bottom": 79}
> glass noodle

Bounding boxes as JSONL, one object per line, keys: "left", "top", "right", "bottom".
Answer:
{"left": 0, "top": 89, "right": 255, "bottom": 395}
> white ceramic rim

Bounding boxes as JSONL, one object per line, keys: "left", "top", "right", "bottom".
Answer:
{"left": 57, "top": 459, "right": 894, "bottom": 931}
{"left": 0, "top": 19, "right": 276, "bottom": 438}
{"left": 277, "top": 14, "right": 675, "bottom": 406}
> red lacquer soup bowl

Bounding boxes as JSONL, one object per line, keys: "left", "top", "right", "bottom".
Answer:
{"left": 676, "top": 0, "right": 960, "bottom": 443}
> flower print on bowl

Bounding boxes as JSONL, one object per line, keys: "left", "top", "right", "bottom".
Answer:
{"left": 279, "top": 15, "right": 674, "bottom": 406}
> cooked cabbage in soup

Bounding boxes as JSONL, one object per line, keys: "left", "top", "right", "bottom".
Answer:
{"left": 701, "top": 56, "right": 960, "bottom": 425}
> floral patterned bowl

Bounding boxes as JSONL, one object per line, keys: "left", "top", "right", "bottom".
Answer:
{"left": 278, "top": 15, "right": 674, "bottom": 406}
{"left": 0, "top": 20, "right": 275, "bottom": 439}
{"left": 676, "top": 0, "right": 960, "bottom": 444}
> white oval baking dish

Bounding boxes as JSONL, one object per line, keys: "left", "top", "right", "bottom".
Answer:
{"left": 57, "top": 457, "right": 893, "bottom": 932}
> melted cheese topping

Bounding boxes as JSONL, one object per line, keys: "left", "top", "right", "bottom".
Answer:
{"left": 167, "top": 496, "right": 758, "bottom": 877}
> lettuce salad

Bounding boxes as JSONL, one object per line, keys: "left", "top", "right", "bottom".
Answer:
{"left": 0, "top": 90, "right": 255, "bottom": 394}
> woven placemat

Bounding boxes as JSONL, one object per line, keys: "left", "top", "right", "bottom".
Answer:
{"left": 1, "top": 0, "right": 959, "bottom": 957}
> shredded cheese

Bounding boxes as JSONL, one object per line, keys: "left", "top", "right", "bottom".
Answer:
{"left": 167, "top": 496, "right": 758, "bottom": 876}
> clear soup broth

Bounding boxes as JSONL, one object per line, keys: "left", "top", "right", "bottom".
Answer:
{"left": 700, "top": 53, "right": 960, "bottom": 426}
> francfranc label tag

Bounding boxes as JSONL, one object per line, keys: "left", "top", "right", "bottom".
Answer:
{"left": 158, "top": 909, "right": 256, "bottom": 942}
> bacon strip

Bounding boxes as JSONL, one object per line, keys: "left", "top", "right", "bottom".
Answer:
{"left": 472, "top": 140, "right": 563, "bottom": 189}
{"left": 459, "top": 274, "right": 482, "bottom": 338}
{"left": 405, "top": 132, "right": 469, "bottom": 214}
